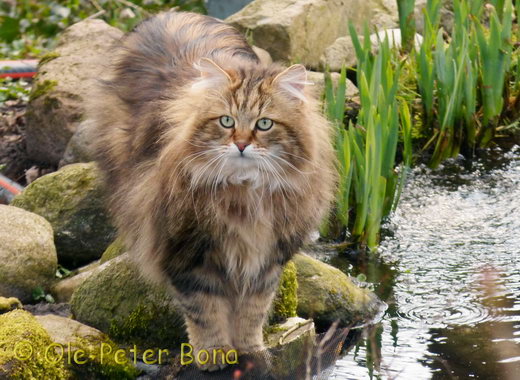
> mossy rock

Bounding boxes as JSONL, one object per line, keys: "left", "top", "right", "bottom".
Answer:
{"left": 11, "top": 162, "right": 116, "bottom": 267}
{"left": 100, "top": 237, "right": 126, "bottom": 264}
{"left": 36, "top": 314, "right": 138, "bottom": 379}
{"left": 293, "top": 253, "right": 382, "bottom": 329}
{"left": 0, "top": 205, "right": 58, "bottom": 302}
{"left": 270, "top": 260, "right": 298, "bottom": 324}
{"left": 0, "top": 310, "right": 69, "bottom": 379}
{"left": 71, "top": 254, "right": 186, "bottom": 350}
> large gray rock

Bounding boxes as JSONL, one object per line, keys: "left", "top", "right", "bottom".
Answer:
{"left": 11, "top": 162, "right": 116, "bottom": 267}
{"left": 226, "top": 0, "right": 398, "bottom": 68}
{"left": 0, "top": 205, "right": 57, "bottom": 303}
{"left": 25, "top": 19, "right": 123, "bottom": 165}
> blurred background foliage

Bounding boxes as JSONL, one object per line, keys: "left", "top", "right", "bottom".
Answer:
{"left": 0, "top": 0, "right": 206, "bottom": 59}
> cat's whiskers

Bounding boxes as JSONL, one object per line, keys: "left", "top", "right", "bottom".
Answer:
{"left": 268, "top": 153, "right": 312, "bottom": 193}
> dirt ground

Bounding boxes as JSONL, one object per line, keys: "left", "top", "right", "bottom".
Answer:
{"left": 0, "top": 99, "right": 55, "bottom": 187}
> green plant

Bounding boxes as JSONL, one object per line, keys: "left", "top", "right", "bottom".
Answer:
{"left": 396, "top": 0, "right": 416, "bottom": 53}
{"left": 0, "top": 77, "right": 31, "bottom": 103}
{"left": 414, "top": 0, "right": 515, "bottom": 167}
{"left": 322, "top": 24, "right": 412, "bottom": 251}
{"left": 0, "top": 0, "right": 206, "bottom": 59}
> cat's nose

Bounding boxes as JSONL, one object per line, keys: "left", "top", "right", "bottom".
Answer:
{"left": 235, "top": 142, "right": 250, "bottom": 153}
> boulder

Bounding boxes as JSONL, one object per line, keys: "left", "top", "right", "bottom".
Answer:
{"left": 25, "top": 20, "right": 123, "bottom": 165}
{"left": 226, "top": 0, "right": 398, "bottom": 68}
{"left": 0, "top": 310, "right": 69, "bottom": 379}
{"left": 320, "top": 29, "right": 424, "bottom": 72}
{"left": 70, "top": 254, "right": 186, "bottom": 349}
{"left": 0, "top": 205, "right": 57, "bottom": 302}
{"left": 11, "top": 162, "right": 116, "bottom": 267}
{"left": 293, "top": 253, "right": 382, "bottom": 329}
{"left": 35, "top": 314, "right": 139, "bottom": 379}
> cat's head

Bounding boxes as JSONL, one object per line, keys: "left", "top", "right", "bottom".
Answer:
{"left": 162, "top": 58, "right": 326, "bottom": 192}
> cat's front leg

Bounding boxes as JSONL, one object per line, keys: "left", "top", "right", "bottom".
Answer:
{"left": 177, "top": 291, "right": 236, "bottom": 371}
{"left": 232, "top": 290, "right": 276, "bottom": 354}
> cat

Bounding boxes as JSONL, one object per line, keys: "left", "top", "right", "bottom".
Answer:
{"left": 89, "top": 11, "right": 335, "bottom": 371}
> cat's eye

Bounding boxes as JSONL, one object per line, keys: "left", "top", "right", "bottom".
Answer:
{"left": 219, "top": 115, "right": 235, "bottom": 128}
{"left": 256, "top": 118, "right": 273, "bottom": 131}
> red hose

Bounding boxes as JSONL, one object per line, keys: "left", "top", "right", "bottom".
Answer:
{"left": 0, "top": 60, "right": 38, "bottom": 79}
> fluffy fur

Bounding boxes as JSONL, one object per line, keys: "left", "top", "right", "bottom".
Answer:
{"left": 89, "top": 11, "right": 335, "bottom": 370}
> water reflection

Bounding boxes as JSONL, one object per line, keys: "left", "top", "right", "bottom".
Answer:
{"left": 331, "top": 146, "right": 520, "bottom": 379}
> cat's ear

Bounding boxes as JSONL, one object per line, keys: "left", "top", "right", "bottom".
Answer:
{"left": 192, "top": 58, "right": 232, "bottom": 90}
{"left": 273, "top": 64, "right": 312, "bottom": 102}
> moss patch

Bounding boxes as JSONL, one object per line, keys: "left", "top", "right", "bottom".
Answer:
{"left": 71, "top": 255, "right": 186, "bottom": 350}
{"left": 0, "top": 310, "right": 69, "bottom": 379}
{"left": 100, "top": 237, "right": 126, "bottom": 264}
{"left": 270, "top": 261, "right": 298, "bottom": 323}
{"left": 29, "top": 79, "right": 58, "bottom": 101}
{"left": 38, "top": 52, "right": 60, "bottom": 67}
{"left": 0, "top": 297, "right": 22, "bottom": 314}
{"left": 67, "top": 335, "right": 139, "bottom": 379}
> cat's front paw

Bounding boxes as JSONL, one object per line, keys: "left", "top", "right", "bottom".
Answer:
{"left": 194, "top": 345, "right": 238, "bottom": 372}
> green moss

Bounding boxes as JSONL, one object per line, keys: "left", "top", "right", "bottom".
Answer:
{"left": 71, "top": 256, "right": 186, "bottom": 350}
{"left": 0, "top": 310, "right": 69, "bottom": 379}
{"left": 38, "top": 52, "right": 60, "bottom": 67}
{"left": 67, "top": 335, "right": 139, "bottom": 379}
{"left": 29, "top": 79, "right": 58, "bottom": 101}
{"left": 270, "top": 261, "right": 298, "bottom": 323}
{"left": 100, "top": 238, "right": 126, "bottom": 264}
{"left": 108, "top": 302, "right": 185, "bottom": 350}
{"left": 0, "top": 297, "right": 22, "bottom": 313}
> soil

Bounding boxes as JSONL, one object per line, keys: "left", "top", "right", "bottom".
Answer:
{"left": 0, "top": 99, "right": 56, "bottom": 188}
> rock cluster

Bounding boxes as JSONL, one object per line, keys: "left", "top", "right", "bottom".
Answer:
{"left": 1, "top": 1, "right": 395, "bottom": 377}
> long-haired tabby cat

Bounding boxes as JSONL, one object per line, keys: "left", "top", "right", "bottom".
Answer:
{"left": 89, "top": 11, "right": 335, "bottom": 371}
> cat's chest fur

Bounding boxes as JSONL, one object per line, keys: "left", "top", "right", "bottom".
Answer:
{"left": 211, "top": 186, "right": 278, "bottom": 282}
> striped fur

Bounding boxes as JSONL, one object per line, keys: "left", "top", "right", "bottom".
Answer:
{"left": 88, "top": 11, "right": 335, "bottom": 370}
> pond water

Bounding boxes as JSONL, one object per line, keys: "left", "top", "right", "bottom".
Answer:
{"left": 330, "top": 146, "right": 520, "bottom": 379}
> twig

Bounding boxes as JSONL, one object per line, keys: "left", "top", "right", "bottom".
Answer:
{"left": 86, "top": 10, "right": 106, "bottom": 20}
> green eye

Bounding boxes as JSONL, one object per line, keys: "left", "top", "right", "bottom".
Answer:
{"left": 219, "top": 115, "right": 235, "bottom": 128}
{"left": 256, "top": 118, "right": 273, "bottom": 131}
